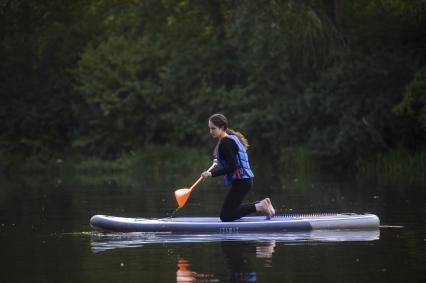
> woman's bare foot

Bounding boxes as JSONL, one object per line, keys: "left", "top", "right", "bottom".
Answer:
{"left": 255, "top": 199, "right": 272, "bottom": 219}
{"left": 264, "top": 198, "right": 275, "bottom": 217}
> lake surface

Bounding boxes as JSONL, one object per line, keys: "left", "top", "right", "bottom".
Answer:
{"left": 0, "top": 169, "right": 425, "bottom": 282}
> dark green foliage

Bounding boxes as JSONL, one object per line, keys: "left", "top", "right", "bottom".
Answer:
{"left": 1, "top": 0, "right": 425, "bottom": 172}
{"left": 395, "top": 67, "right": 426, "bottom": 130}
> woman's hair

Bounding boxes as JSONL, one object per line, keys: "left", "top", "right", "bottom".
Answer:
{"left": 209, "top": 113, "right": 250, "bottom": 150}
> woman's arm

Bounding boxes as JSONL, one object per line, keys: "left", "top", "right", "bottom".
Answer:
{"left": 211, "top": 138, "right": 238, "bottom": 177}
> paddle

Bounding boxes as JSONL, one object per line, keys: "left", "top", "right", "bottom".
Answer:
{"left": 174, "top": 160, "right": 217, "bottom": 208}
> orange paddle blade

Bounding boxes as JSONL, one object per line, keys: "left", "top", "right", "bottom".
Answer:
{"left": 175, "top": 188, "right": 191, "bottom": 208}
{"left": 174, "top": 162, "right": 216, "bottom": 208}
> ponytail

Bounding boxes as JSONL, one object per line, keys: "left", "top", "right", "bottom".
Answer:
{"left": 226, "top": 129, "right": 250, "bottom": 150}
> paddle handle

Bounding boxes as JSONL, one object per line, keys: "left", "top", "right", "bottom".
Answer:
{"left": 189, "top": 162, "right": 217, "bottom": 191}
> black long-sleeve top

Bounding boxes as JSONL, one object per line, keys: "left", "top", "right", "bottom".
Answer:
{"left": 211, "top": 137, "right": 238, "bottom": 177}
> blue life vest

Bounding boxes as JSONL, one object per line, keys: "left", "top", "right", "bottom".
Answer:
{"left": 216, "top": 134, "right": 254, "bottom": 186}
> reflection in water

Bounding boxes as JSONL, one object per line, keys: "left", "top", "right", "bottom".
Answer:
{"left": 220, "top": 240, "right": 277, "bottom": 281}
{"left": 88, "top": 231, "right": 379, "bottom": 282}
{"left": 220, "top": 240, "right": 277, "bottom": 282}
{"left": 175, "top": 252, "right": 261, "bottom": 283}
{"left": 256, "top": 240, "right": 276, "bottom": 268}
{"left": 256, "top": 240, "right": 276, "bottom": 259}
{"left": 230, "top": 272, "right": 256, "bottom": 283}
{"left": 176, "top": 258, "right": 217, "bottom": 282}
{"left": 90, "top": 230, "right": 380, "bottom": 253}
{"left": 176, "top": 259, "right": 196, "bottom": 282}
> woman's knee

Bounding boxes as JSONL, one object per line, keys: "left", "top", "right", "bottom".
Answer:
{"left": 220, "top": 211, "right": 237, "bottom": 222}
{"left": 220, "top": 215, "right": 234, "bottom": 222}
{"left": 220, "top": 210, "right": 231, "bottom": 222}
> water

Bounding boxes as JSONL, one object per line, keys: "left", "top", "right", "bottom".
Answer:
{"left": 0, "top": 171, "right": 425, "bottom": 282}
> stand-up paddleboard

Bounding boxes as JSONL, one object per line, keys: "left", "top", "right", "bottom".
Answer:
{"left": 90, "top": 213, "right": 380, "bottom": 233}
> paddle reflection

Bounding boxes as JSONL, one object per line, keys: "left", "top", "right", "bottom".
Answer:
{"left": 176, "top": 258, "right": 217, "bottom": 282}
{"left": 176, "top": 258, "right": 196, "bottom": 282}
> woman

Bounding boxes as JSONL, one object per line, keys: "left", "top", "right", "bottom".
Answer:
{"left": 201, "top": 114, "right": 275, "bottom": 222}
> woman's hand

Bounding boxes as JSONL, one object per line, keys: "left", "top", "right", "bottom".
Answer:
{"left": 201, "top": 171, "right": 212, "bottom": 179}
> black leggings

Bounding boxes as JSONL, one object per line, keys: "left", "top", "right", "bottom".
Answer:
{"left": 220, "top": 178, "right": 256, "bottom": 222}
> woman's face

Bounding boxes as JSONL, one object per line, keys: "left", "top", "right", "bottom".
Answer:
{"left": 208, "top": 121, "right": 225, "bottom": 139}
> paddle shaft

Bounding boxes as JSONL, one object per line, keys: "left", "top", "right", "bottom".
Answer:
{"left": 188, "top": 163, "right": 216, "bottom": 191}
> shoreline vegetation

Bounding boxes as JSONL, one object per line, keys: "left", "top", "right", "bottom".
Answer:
{"left": 356, "top": 148, "right": 426, "bottom": 186}
{"left": 0, "top": 145, "right": 210, "bottom": 174}
{"left": 1, "top": 146, "right": 424, "bottom": 186}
